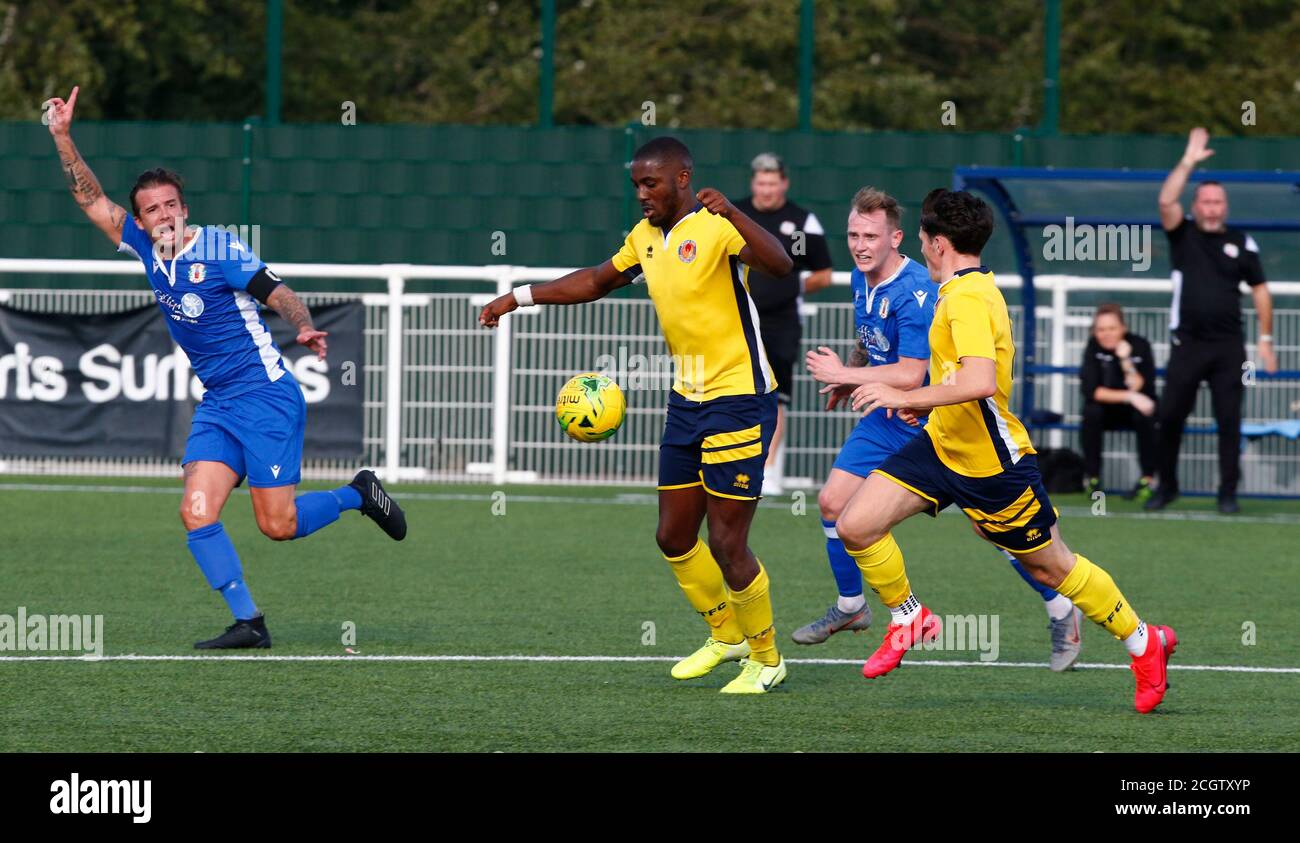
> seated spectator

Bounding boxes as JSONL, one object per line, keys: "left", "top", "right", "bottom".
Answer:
{"left": 1080, "top": 303, "right": 1158, "bottom": 502}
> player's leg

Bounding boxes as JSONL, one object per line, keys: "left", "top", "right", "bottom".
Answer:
{"left": 656, "top": 394, "right": 750, "bottom": 679}
{"left": 790, "top": 467, "right": 872, "bottom": 644}
{"left": 180, "top": 406, "right": 271, "bottom": 648}
{"left": 966, "top": 520, "right": 1081, "bottom": 671}
{"left": 1207, "top": 339, "right": 1247, "bottom": 512}
{"left": 657, "top": 484, "right": 748, "bottom": 654}
{"left": 836, "top": 463, "right": 942, "bottom": 679}
{"left": 1009, "top": 526, "right": 1176, "bottom": 712}
{"left": 969, "top": 458, "right": 1175, "bottom": 711}
{"left": 697, "top": 392, "right": 786, "bottom": 693}
{"left": 244, "top": 377, "right": 405, "bottom": 541}
{"left": 704, "top": 493, "right": 787, "bottom": 693}
{"left": 180, "top": 457, "right": 266, "bottom": 642}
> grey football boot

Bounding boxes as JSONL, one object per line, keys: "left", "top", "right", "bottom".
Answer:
{"left": 791, "top": 603, "right": 873, "bottom": 645}
{"left": 1049, "top": 605, "right": 1084, "bottom": 672}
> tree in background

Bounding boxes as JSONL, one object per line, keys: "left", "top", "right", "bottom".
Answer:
{"left": 2, "top": 0, "right": 1297, "bottom": 134}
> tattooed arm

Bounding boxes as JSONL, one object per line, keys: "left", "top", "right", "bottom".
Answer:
{"left": 266, "top": 284, "right": 329, "bottom": 360}
{"left": 46, "top": 87, "right": 128, "bottom": 245}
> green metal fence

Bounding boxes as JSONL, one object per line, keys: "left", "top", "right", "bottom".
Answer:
{"left": 4, "top": 121, "right": 1298, "bottom": 289}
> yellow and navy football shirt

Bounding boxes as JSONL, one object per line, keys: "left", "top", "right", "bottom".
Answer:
{"left": 610, "top": 205, "right": 776, "bottom": 402}
{"left": 925, "top": 266, "right": 1035, "bottom": 477}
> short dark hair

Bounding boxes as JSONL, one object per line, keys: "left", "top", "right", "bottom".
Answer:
{"left": 919, "top": 188, "right": 993, "bottom": 255}
{"left": 632, "top": 136, "right": 693, "bottom": 173}
{"left": 1193, "top": 180, "right": 1225, "bottom": 199}
{"left": 1094, "top": 302, "right": 1126, "bottom": 325}
{"left": 130, "top": 168, "right": 186, "bottom": 216}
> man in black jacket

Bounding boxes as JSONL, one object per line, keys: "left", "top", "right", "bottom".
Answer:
{"left": 1079, "top": 304, "right": 1158, "bottom": 502}
{"left": 1147, "top": 128, "right": 1278, "bottom": 514}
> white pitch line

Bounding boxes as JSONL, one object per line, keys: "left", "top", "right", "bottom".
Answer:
{"left": 0, "top": 653, "right": 1295, "bottom": 673}
{"left": 3, "top": 483, "right": 1300, "bottom": 524}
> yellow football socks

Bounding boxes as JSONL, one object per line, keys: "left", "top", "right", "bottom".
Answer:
{"left": 846, "top": 532, "right": 912, "bottom": 608}
{"left": 663, "top": 540, "right": 745, "bottom": 645}
{"left": 728, "top": 563, "right": 780, "bottom": 666}
{"left": 1055, "top": 553, "right": 1140, "bottom": 639}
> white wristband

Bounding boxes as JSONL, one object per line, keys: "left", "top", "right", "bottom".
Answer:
{"left": 1258, "top": 334, "right": 1273, "bottom": 343}
{"left": 513, "top": 284, "right": 533, "bottom": 307}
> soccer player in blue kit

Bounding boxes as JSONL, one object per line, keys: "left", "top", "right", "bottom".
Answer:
{"left": 47, "top": 87, "right": 407, "bottom": 649}
{"left": 796, "top": 188, "right": 1085, "bottom": 671}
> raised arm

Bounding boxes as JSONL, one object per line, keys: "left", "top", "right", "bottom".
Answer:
{"left": 1159, "top": 128, "right": 1214, "bottom": 232}
{"left": 46, "top": 87, "right": 128, "bottom": 246}
{"left": 478, "top": 260, "right": 631, "bottom": 328}
{"left": 696, "top": 188, "right": 794, "bottom": 278}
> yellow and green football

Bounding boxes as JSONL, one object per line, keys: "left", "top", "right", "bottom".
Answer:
{"left": 555, "top": 373, "right": 626, "bottom": 442}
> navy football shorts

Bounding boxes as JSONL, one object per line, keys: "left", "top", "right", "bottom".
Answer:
{"left": 658, "top": 390, "right": 779, "bottom": 500}
{"left": 873, "top": 430, "right": 1058, "bottom": 553}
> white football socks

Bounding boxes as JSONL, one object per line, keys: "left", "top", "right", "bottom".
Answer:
{"left": 837, "top": 594, "right": 866, "bottom": 614}
{"left": 889, "top": 593, "right": 921, "bottom": 626}
{"left": 1045, "top": 594, "right": 1074, "bottom": 621}
{"left": 1123, "top": 620, "right": 1149, "bottom": 656}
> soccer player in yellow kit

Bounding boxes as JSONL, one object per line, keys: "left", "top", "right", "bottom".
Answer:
{"left": 840, "top": 189, "right": 1177, "bottom": 713}
{"left": 479, "top": 137, "right": 795, "bottom": 693}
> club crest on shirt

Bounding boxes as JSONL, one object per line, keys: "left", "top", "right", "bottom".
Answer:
{"left": 181, "top": 292, "right": 204, "bottom": 319}
{"left": 188, "top": 263, "right": 206, "bottom": 284}
{"left": 779, "top": 220, "right": 796, "bottom": 236}
{"left": 878, "top": 296, "right": 890, "bottom": 319}
{"left": 677, "top": 240, "right": 697, "bottom": 263}
{"left": 1223, "top": 242, "right": 1239, "bottom": 258}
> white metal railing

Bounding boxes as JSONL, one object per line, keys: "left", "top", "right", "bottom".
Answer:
{"left": 1, "top": 259, "right": 1298, "bottom": 494}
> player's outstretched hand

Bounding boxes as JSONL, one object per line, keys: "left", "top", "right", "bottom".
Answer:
{"left": 297, "top": 329, "right": 328, "bottom": 360}
{"left": 478, "top": 293, "right": 517, "bottom": 328}
{"left": 806, "top": 346, "right": 846, "bottom": 385}
{"left": 44, "top": 86, "right": 79, "bottom": 137}
{"left": 1183, "top": 127, "right": 1214, "bottom": 165}
{"left": 695, "top": 188, "right": 734, "bottom": 219}
{"left": 851, "top": 382, "right": 907, "bottom": 415}
{"left": 820, "top": 382, "right": 854, "bottom": 411}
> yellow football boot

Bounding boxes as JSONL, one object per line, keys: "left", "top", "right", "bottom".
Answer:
{"left": 671, "top": 637, "right": 750, "bottom": 680}
{"left": 719, "top": 656, "right": 787, "bottom": 694}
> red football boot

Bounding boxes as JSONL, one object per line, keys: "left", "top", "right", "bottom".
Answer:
{"left": 862, "top": 605, "right": 941, "bottom": 679}
{"left": 1131, "top": 624, "right": 1178, "bottom": 713}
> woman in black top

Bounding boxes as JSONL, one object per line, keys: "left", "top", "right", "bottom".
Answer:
{"left": 1079, "top": 304, "right": 1158, "bottom": 502}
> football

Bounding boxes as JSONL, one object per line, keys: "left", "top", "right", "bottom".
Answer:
{"left": 555, "top": 373, "right": 626, "bottom": 442}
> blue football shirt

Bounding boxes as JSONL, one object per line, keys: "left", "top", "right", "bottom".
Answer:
{"left": 118, "top": 219, "right": 290, "bottom": 398}
{"left": 849, "top": 255, "right": 939, "bottom": 436}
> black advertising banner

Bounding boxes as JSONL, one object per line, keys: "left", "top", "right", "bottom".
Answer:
{"left": 0, "top": 301, "right": 364, "bottom": 459}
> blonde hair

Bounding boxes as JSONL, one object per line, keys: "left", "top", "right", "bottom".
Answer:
{"left": 850, "top": 187, "right": 902, "bottom": 231}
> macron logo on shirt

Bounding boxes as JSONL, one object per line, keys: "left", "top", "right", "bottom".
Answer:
{"left": 913, "top": 290, "right": 928, "bottom": 309}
